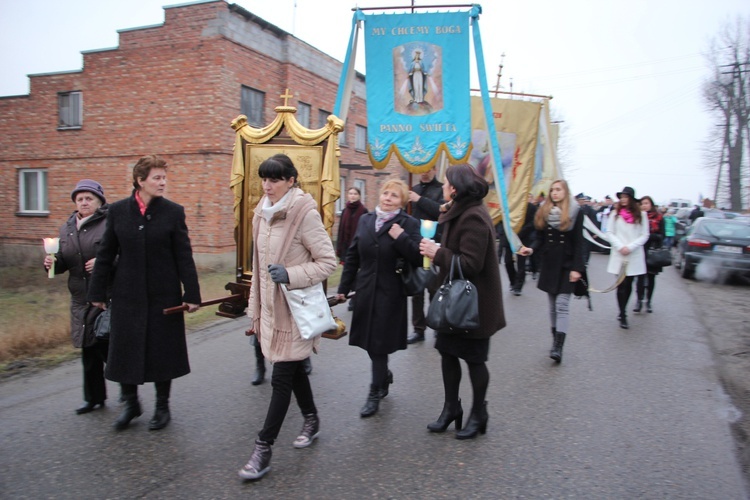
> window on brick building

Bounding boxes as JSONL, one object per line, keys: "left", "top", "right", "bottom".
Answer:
{"left": 339, "top": 124, "right": 348, "bottom": 146}
{"left": 298, "top": 102, "right": 311, "bottom": 128}
{"left": 337, "top": 177, "right": 346, "bottom": 213}
{"left": 240, "top": 86, "right": 265, "bottom": 127}
{"left": 353, "top": 179, "right": 366, "bottom": 206}
{"left": 18, "top": 169, "right": 49, "bottom": 214}
{"left": 355, "top": 125, "right": 367, "bottom": 152}
{"left": 318, "top": 109, "right": 330, "bottom": 128}
{"left": 58, "top": 91, "right": 82, "bottom": 129}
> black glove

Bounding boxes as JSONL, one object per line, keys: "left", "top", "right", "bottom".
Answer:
{"left": 268, "top": 264, "right": 290, "bottom": 284}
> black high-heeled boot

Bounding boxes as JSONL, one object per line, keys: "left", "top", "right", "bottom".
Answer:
{"left": 633, "top": 300, "right": 643, "bottom": 313}
{"left": 427, "top": 400, "right": 463, "bottom": 432}
{"left": 113, "top": 394, "right": 142, "bottom": 430}
{"left": 646, "top": 300, "right": 653, "bottom": 313}
{"left": 456, "top": 401, "right": 488, "bottom": 440}
{"left": 550, "top": 331, "right": 566, "bottom": 363}
{"left": 379, "top": 370, "right": 393, "bottom": 399}
{"left": 360, "top": 385, "right": 381, "bottom": 418}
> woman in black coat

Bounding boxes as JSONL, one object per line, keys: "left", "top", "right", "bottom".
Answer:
{"left": 336, "top": 179, "right": 422, "bottom": 418}
{"left": 89, "top": 155, "right": 201, "bottom": 431}
{"left": 521, "top": 179, "right": 585, "bottom": 363}
{"left": 634, "top": 195, "right": 664, "bottom": 313}
{"left": 420, "top": 164, "right": 505, "bottom": 440}
{"left": 44, "top": 179, "right": 109, "bottom": 414}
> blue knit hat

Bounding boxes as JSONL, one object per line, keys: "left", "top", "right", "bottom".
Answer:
{"left": 71, "top": 179, "right": 106, "bottom": 204}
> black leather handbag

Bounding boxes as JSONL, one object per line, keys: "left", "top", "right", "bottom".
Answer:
{"left": 396, "top": 258, "right": 437, "bottom": 296}
{"left": 646, "top": 247, "right": 672, "bottom": 267}
{"left": 93, "top": 305, "right": 111, "bottom": 341}
{"left": 426, "top": 255, "right": 479, "bottom": 332}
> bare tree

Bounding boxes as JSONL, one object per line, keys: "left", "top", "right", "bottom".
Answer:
{"left": 703, "top": 17, "right": 750, "bottom": 211}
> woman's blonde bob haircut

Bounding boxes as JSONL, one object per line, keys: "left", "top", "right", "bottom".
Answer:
{"left": 379, "top": 178, "right": 410, "bottom": 208}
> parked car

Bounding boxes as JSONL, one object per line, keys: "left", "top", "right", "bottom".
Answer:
{"left": 675, "top": 218, "right": 750, "bottom": 279}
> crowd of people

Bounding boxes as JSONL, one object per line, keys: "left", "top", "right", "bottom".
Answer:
{"left": 46, "top": 152, "right": 679, "bottom": 483}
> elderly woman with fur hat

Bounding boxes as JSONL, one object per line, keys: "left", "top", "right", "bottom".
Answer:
{"left": 44, "top": 179, "right": 110, "bottom": 415}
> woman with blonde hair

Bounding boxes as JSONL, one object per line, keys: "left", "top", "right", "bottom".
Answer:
{"left": 336, "top": 178, "right": 422, "bottom": 418}
{"left": 520, "top": 179, "right": 585, "bottom": 363}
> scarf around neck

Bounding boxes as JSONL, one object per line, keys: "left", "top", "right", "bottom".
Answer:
{"left": 375, "top": 206, "right": 400, "bottom": 232}
{"left": 619, "top": 208, "right": 635, "bottom": 224}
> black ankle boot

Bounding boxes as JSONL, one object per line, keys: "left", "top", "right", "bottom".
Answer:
{"left": 252, "top": 343, "right": 266, "bottom": 386}
{"left": 550, "top": 331, "right": 566, "bottom": 363}
{"left": 360, "top": 385, "right": 381, "bottom": 418}
{"left": 427, "top": 400, "right": 463, "bottom": 432}
{"left": 379, "top": 370, "right": 393, "bottom": 399}
{"left": 149, "top": 397, "right": 171, "bottom": 430}
{"left": 646, "top": 301, "right": 653, "bottom": 313}
{"left": 456, "top": 401, "right": 488, "bottom": 440}
{"left": 633, "top": 300, "right": 643, "bottom": 313}
{"left": 619, "top": 313, "right": 629, "bottom": 329}
{"left": 113, "top": 394, "right": 142, "bottom": 430}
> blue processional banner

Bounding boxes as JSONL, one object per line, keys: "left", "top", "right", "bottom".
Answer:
{"left": 363, "top": 11, "right": 471, "bottom": 171}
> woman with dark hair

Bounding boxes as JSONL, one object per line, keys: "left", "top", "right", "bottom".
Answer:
{"left": 634, "top": 195, "right": 664, "bottom": 313}
{"left": 335, "top": 178, "right": 422, "bottom": 418}
{"left": 240, "top": 154, "right": 336, "bottom": 480}
{"left": 419, "top": 164, "right": 505, "bottom": 439}
{"left": 89, "top": 155, "right": 201, "bottom": 431}
{"left": 519, "top": 179, "right": 585, "bottom": 363}
{"left": 605, "top": 186, "right": 649, "bottom": 329}
{"left": 44, "top": 179, "right": 110, "bottom": 414}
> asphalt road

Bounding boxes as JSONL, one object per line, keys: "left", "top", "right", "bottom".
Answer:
{"left": 1, "top": 253, "right": 748, "bottom": 499}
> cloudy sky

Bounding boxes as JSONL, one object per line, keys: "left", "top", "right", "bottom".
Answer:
{"left": 2, "top": 0, "right": 747, "bottom": 205}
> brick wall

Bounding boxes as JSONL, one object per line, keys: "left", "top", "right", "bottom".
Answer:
{"left": 0, "top": 0, "right": 406, "bottom": 266}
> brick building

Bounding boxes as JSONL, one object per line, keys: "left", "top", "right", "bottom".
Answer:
{"left": 0, "top": 0, "right": 400, "bottom": 266}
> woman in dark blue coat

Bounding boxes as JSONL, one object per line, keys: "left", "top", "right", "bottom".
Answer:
{"left": 521, "top": 179, "right": 585, "bottom": 363}
{"left": 89, "top": 155, "right": 201, "bottom": 431}
{"left": 336, "top": 178, "right": 422, "bottom": 418}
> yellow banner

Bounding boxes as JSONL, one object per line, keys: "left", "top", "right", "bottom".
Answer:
{"left": 469, "top": 97, "right": 541, "bottom": 232}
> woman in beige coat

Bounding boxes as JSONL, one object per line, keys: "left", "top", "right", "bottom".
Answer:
{"left": 239, "top": 154, "right": 337, "bottom": 481}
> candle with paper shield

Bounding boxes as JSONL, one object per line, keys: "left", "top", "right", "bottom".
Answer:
{"left": 43, "top": 237, "right": 60, "bottom": 278}
{"left": 420, "top": 220, "right": 437, "bottom": 269}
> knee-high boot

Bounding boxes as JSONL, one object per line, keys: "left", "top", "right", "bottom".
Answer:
{"left": 149, "top": 380, "right": 171, "bottom": 431}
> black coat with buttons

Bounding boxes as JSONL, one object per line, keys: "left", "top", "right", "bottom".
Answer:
{"left": 88, "top": 193, "right": 201, "bottom": 385}
{"left": 532, "top": 210, "right": 586, "bottom": 295}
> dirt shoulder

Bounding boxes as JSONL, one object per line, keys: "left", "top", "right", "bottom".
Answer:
{"left": 686, "top": 276, "right": 750, "bottom": 483}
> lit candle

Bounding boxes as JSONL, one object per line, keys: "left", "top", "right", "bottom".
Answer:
{"left": 420, "top": 220, "right": 437, "bottom": 269}
{"left": 43, "top": 238, "right": 60, "bottom": 279}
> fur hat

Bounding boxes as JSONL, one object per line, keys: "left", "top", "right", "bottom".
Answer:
{"left": 71, "top": 179, "right": 106, "bottom": 204}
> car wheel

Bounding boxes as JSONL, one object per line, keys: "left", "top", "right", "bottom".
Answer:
{"left": 680, "top": 255, "right": 694, "bottom": 279}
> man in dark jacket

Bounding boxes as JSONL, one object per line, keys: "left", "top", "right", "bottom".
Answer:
{"left": 407, "top": 167, "right": 444, "bottom": 344}
{"left": 576, "top": 193, "right": 597, "bottom": 265}
{"left": 496, "top": 200, "right": 537, "bottom": 296}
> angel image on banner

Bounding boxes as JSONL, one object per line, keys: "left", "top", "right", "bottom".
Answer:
{"left": 393, "top": 42, "right": 443, "bottom": 116}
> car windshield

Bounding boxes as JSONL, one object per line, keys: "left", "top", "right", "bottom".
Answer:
{"left": 701, "top": 221, "right": 750, "bottom": 239}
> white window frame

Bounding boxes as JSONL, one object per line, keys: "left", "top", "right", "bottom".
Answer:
{"left": 240, "top": 86, "right": 265, "bottom": 127}
{"left": 355, "top": 125, "right": 367, "bottom": 152}
{"left": 18, "top": 169, "right": 49, "bottom": 214}
{"left": 298, "top": 102, "right": 311, "bottom": 128}
{"left": 58, "top": 91, "right": 82, "bottom": 129}
{"left": 337, "top": 177, "right": 346, "bottom": 213}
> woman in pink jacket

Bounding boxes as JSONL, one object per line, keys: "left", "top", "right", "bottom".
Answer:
{"left": 239, "top": 154, "right": 337, "bottom": 481}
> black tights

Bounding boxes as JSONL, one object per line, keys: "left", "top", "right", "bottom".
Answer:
{"left": 636, "top": 273, "right": 656, "bottom": 302}
{"left": 120, "top": 380, "right": 171, "bottom": 399}
{"left": 368, "top": 352, "right": 389, "bottom": 388}
{"left": 440, "top": 353, "right": 489, "bottom": 414}
{"left": 616, "top": 276, "right": 635, "bottom": 316}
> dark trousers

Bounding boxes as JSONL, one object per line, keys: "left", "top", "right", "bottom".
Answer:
{"left": 82, "top": 340, "right": 108, "bottom": 403}
{"left": 411, "top": 289, "right": 435, "bottom": 333}
{"left": 258, "top": 360, "right": 316, "bottom": 444}
{"left": 498, "top": 235, "right": 525, "bottom": 291}
{"left": 636, "top": 273, "right": 656, "bottom": 302}
{"left": 368, "top": 352, "right": 390, "bottom": 388}
{"left": 120, "top": 380, "right": 171, "bottom": 399}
